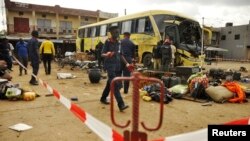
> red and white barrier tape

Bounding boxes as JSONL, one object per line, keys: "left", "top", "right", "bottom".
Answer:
{"left": 13, "top": 56, "right": 123, "bottom": 141}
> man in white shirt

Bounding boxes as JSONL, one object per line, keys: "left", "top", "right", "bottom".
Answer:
{"left": 170, "top": 36, "right": 176, "bottom": 68}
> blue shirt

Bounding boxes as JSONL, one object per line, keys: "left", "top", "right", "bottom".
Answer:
{"left": 28, "top": 37, "right": 39, "bottom": 62}
{"left": 16, "top": 41, "right": 28, "bottom": 57}
{"left": 102, "top": 39, "right": 121, "bottom": 71}
{"left": 121, "top": 38, "right": 135, "bottom": 63}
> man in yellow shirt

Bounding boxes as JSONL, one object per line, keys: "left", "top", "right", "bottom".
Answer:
{"left": 40, "top": 37, "right": 55, "bottom": 75}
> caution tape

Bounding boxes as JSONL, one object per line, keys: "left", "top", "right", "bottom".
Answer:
{"left": 13, "top": 56, "right": 123, "bottom": 141}
{"left": 40, "top": 80, "right": 123, "bottom": 141}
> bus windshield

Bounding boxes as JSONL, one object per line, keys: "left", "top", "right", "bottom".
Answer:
{"left": 153, "top": 14, "right": 202, "bottom": 56}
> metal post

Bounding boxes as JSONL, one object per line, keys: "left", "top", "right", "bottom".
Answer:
{"left": 200, "top": 17, "right": 204, "bottom": 71}
{"left": 110, "top": 72, "right": 165, "bottom": 141}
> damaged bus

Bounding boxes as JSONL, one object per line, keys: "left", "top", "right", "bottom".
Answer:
{"left": 76, "top": 10, "right": 205, "bottom": 67}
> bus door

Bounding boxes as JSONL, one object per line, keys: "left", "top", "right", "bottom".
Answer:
{"left": 164, "top": 24, "right": 181, "bottom": 66}
{"left": 164, "top": 24, "right": 179, "bottom": 47}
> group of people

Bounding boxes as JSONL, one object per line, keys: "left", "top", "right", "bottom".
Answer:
{"left": 25, "top": 30, "right": 55, "bottom": 85}
{"left": 152, "top": 36, "right": 176, "bottom": 71}
{"left": 100, "top": 26, "right": 135, "bottom": 112}
{"left": 0, "top": 30, "right": 55, "bottom": 85}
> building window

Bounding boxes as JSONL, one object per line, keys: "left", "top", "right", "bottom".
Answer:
{"left": 18, "top": 12, "right": 24, "bottom": 16}
{"left": 37, "top": 19, "right": 52, "bottom": 33}
{"left": 228, "top": 31, "right": 232, "bottom": 34}
{"left": 235, "top": 34, "right": 240, "bottom": 40}
{"left": 42, "top": 14, "right": 46, "bottom": 18}
{"left": 85, "top": 17, "right": 89, "bottom": 21}
{"left": 221, "top": 35, "right": 226, "bottom": 40}
{"left": 60, "top": 21, "right": 72, "bottom": 34}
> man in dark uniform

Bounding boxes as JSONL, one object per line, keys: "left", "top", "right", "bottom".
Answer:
{"left": 153, "top": 40, "right": 163, "bottom": 70}
{"left": 28, "top": 30, "right": 40, "bottom": 85}
{"left": 120, "top": 32, "right": 135, "bottom": 94}
{"left": 100, "top": 26, "right": 129, "bottom": 112}
{"left": 160, "top": 37, "right": 172, "bottom": 72}
{"left": 95, "top": 41, "right": 104, "bottom": 70}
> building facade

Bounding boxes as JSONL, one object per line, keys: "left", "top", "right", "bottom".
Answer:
{"left": 219, "top": 23, "right": 250, "bottom": 60}
{"left": 4, "top": 0, "right": 118, "bottom": 40}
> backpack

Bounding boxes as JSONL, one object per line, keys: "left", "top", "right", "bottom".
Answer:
{"left": 191, "top": 82, "right": 209, "bottom": 100}
{"left": 161, "top": 45, "right": 172, "bottom": 60}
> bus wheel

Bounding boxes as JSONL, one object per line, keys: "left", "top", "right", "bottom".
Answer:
{"left": 143, "top": 53, "right": 153, "bottom": 68}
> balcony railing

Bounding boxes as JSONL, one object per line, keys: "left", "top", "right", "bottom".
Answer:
{"left": 7, "top": 24, "right": 77, "bottom": 38}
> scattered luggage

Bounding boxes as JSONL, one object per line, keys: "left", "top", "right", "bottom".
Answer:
{"left": 205, "top": 86, "right": 234, "bottom": 103}
{"left": 88, "top": 69, "right": 101, "bottom": 83}
{"left": 209, "top": 68, "right": 224, "bottom": 79}
{"left": 232, "top": 71, "right": 241, "bottom": 81}
{"left": 161, "top": 75, "right": 181, "bottom": 88}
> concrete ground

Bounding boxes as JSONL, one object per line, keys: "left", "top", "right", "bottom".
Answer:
{"left": 0, "top": 61, "right": 250, "bottom": 141}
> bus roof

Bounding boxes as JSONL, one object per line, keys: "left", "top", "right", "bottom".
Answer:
{"left": 78, "top": 10, "right": 197, "bottom": 29}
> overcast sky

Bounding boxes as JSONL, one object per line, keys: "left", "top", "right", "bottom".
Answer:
{"left": 1, "top": 0, "right": 250, "bottom": 31}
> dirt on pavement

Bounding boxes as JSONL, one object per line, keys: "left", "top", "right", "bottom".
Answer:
{"left": 0, "top": 61, "right": 250, "bottom": 141}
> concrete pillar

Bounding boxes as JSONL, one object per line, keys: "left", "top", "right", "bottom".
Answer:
{"left": 56, "top": 13, "right": 59, "bottom": 39}
{"left": 78, "top": 15, "right": 81, "bottom": 27}
{"left": 97, "top": 10, "right": 100, "bottom": 22}
{"left": 32, "top": 10, "right": 36, "bottom": 30}
{"left": 5, "top": 7, "right": 9, "bottom": 34}
{"left": 97, "top": 16, "right": 99, "bottom": 22}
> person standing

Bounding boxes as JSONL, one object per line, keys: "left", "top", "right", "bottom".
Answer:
{"left": 16, "top": 38, "right": 28, "bottom": 76}
{"left": 0, "top": 38, "right": 12, "bottom": 71}
{"left": 160, "top": 37, "right": 172, "bottom": 72}
{"left": 95, "top": 41, "right": 104, "bottom": 70}
{"left": 0, "top": 38, "right": 12, "bottom": 81}
{"left": 28, "top": 30, "right": 40, "bottom": 85}
{"left": 100, "top": 26, "right": 129, "bottom": 112}
{"left": 152, "top": 40, "right": 163, "bottom": 70}
{"left": 8, "top": 42, "right": 14, "bottom": 71}
{"left": 169, "top": 36, "right": 176, "bottom": 68}
{"left": 39, "top": 37, "right": 55, "bottom": 75}
{"left": 120, "top": 32, "right": 135, "bottom": 94}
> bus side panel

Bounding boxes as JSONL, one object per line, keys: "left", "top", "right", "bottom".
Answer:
{"left": 130, "top": 34, "right": 158, "bottom": 63}
{"left": 91, "top": 37, "right": 100, "bottom": 50}
{"left": 176, "top": 48, "right": 204, "bottom": 66}
{"left": 85, "top": 37, "right": 103, "bottom": 52}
